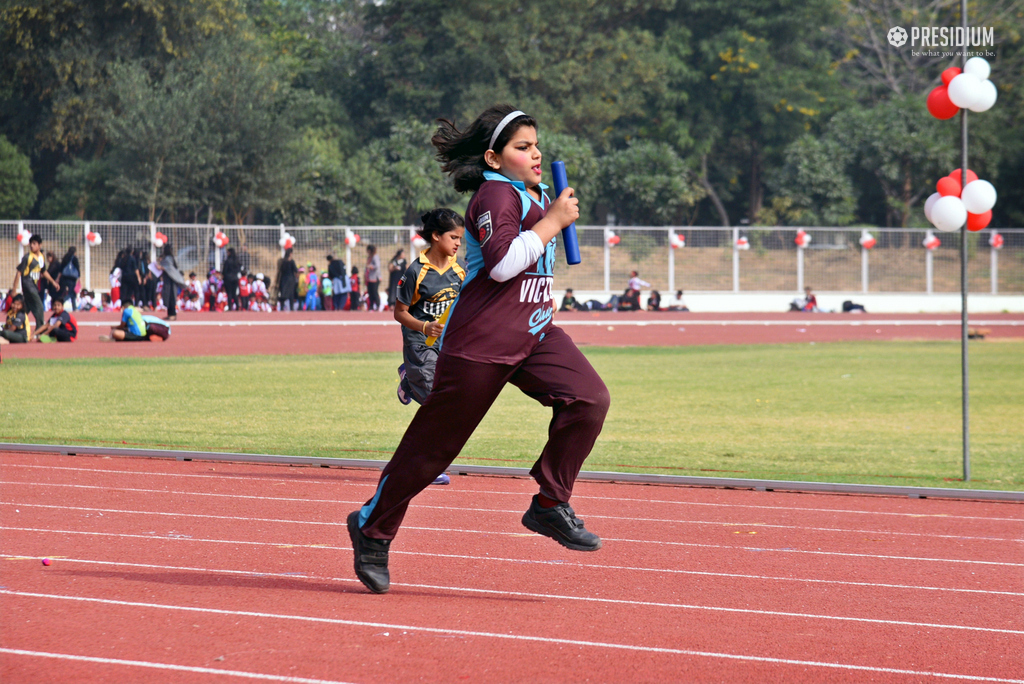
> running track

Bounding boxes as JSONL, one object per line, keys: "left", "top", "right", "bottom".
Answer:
{"left": 2, "top": 451, "right": 1022, "bottom": 683}
{"left": 3, "top": 311, "right": 1023, "bottom": 359}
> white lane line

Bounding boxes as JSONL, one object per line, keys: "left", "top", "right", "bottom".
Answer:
{"left": 2, "top": 591, "right": 1022, "bottom": 683}
{"left": 71, "top": 318, "right": 1024, "bottom": 327}
{"left": 4, "top": 501, "right": 1018, "bottom": 544}
{"left": 6, "top": 555, "right": 1023, "bottom": 631}
{"left": 3, "top": 478, "right": 1020, "bottom": 523}
{"left": 0, "top": 648, "right": 357, "bottom": 684}
{"left": 6, "top": 525, "right": 1024, "bottom": 572}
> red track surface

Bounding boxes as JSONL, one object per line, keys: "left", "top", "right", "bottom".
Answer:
{"left": 2, "top": 310, "right": 1023, "bottom": 359}
{"left": 2, "top": 451, "right": 1022, "bottom": 683}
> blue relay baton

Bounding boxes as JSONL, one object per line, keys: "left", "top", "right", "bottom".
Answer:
{"left": 550, "top": 161, "right": 581, "bottom": 265}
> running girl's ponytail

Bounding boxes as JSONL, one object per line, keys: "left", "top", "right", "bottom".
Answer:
{"left": 419, "top": 208, "right": 465, "bottom": 244}
{"left": 431, "top": 104, "right": 537, "bottom": 193}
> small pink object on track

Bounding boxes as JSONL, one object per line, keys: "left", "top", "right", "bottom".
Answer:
{"left": 41, "top": 558, "right": 51, "bottom": 566}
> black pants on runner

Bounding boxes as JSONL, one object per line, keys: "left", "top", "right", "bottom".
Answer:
{"left": 358, "top": 326, "right": 610, "bottom": 540}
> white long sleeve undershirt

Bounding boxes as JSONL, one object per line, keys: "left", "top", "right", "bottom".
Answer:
{"left": 489, "top": 230, "right": 545, "bottom": 283}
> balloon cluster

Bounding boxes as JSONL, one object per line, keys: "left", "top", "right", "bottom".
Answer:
{"left": 735, "top": 236, "right": 750, "bottom": 250}
{"left": 794, "top": 229, "right": 812, "bottom": 248}
{"left": 670, "top": 232, "right": 685, "bottom": 249}
{"left": 152, "top": 231, "right": 169, "bottom": 249}
{"left": 924, "top": 168, "right": 997, "bottom": 233}
{"left": 411, "top": 234, "right": 428, "bottom": 250}
{"left": 279, "top": 231, "right": 296, "bottom": 249}
{"left": 86, "top": 230, "right": 103, "bottom": 246}
{"left": 15, "top": 227, "right": 31, "bottom": 246}
{"left": 923, "top": 231, "right": 941, "bottom": 251}
{"left": 859, "top": 230, "right": 877, "bottom": 250}
{"left": 927, "top": 57, "right": 998, "bottom": 119}
{"left": 213, "top": 231, "right": 229, "bottom": 248}
{"left": 989, "top": 232, "right": 1003, "bottom": 250}
{"left": 606, "top": 231, "right": 620, "bottom": 246}
{"left": 344, "top": 229, "right": 361, "bottom": 248}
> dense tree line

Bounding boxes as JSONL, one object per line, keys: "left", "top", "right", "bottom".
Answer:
{"left": 1, "top": 0, "right": 1022, "bottom": 227}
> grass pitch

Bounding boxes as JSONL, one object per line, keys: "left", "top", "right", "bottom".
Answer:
{"left": 2, "top": 341, "right": 1021, "bottom": 490}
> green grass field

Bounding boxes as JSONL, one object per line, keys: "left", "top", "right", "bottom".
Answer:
{"left": 3, "top": 341, "right": 1021, "bottom": 490}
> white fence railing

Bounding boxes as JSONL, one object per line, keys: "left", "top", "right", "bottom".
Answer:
{"left": 3, "top": 222, "right": 1021, "bottom": 296}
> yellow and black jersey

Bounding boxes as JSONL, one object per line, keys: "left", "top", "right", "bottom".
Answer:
{"left": 397, "top": 253, "right": 466, "bottom": 343}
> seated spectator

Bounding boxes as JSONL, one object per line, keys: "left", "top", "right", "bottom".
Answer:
{"left": 663, "top": 289, "right": 690, "bottom": 312}
{"left": 619, "top": 287, "right": 641, "bottom": 311}
{"left": 842, "top": 300, "right": 867, "bottom": 313}
{"left": 646, "top": 290, "right": 661, "bottom": 311}
{"left": 251, "top": 273, "right": 271, "bottom": 311}
{"left": 78, "top": 290, "right": 97, "bottom": 312}
{"left": 104, "top": 303, "right": 148, "bottom": 341}
{"left": 32, "top": 298, "right": 77, "bottom": 342}
{"left": 559, "top": 288, "right": 585, "bottom": 312}
{"left": 101, "top": 293, "right": 116, "bottom": 311}
{"left": 0, "top": 294, "right": 28, "bottom": 344}
{"left": 790, "top": 286, "right": 823, "bottom": 312}
{"left": 102, "top": 303, "right": 169, "bottom": 341}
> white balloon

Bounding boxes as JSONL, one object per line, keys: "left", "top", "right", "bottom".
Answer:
{"left": 961, "top": 180, "right": 997, "bottom": 214}
{"left": 923, "top": 192, "right": 942, "bottom": 222}
{"left": 947, "top": 73, "right": 983, "bottom": 109}
{"left": 963, "top": 57, "right": 991, "bottom": 81}
{"left": 931, "top": 195, "right": 967, "bottom": 232}
{"left": 968, "top": 79, "right": 998, "bottom": 113}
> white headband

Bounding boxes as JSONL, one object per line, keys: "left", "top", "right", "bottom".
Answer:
{"left": 489, "top": 110, "right": 527, "bottom": 150}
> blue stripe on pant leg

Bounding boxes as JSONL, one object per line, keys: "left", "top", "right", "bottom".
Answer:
{"left": 358, "top": 474, "right": 390, "bottom": 528}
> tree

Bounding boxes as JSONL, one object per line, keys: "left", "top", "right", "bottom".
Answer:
{"left": 0, "top": 136, "right": 37, "bottom": 218}
{"left": 827, "top": 94, "right": 955, "bottom": 227}
{"left": 601, "top": 141, "right": 705, "bottom": 226}
{"left": 763, "top": 135, "right": 857, "bottom": 226}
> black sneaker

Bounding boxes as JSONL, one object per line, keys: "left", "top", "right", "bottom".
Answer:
{"left": 522, "top": 495, "right": 602, "bottom": 552}
{"left": 347, "top": 511, "right": 391, "bottom": 593}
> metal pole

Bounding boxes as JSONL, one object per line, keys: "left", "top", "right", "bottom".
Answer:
{"left": 960, "top": 0, "right": 970, "bottom": 481}
{"left": 214, "top": 227, "right": 222, "bottom": 272}
{"left": 990, "top": 241, "right": 997, "bottom": 294}
{"left": 16, "top": 220, "right": 24, "bottom": 294}
{"left": 861, "top": 247, "right": 869, "bottom": 293}
{"left": 797, "top": 246, "right": 804, "bottom": 293}
{"left": 603, "top": 229, "right": 611, "bottom": 293}
{"left": 732, "top": 228, "right": 739, "bottom": 292}
{"left": 668, "top": 230, "right": 676, "bottom": 294}
{"left": 926, "top": 246, "right": 934, "bottom": 294}
{"left": 83, "top": 221, "right": 91, "bottom": 291}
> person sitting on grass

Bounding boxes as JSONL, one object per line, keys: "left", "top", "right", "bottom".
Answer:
{"left": 0, "top": 294, "right": 28, "bottom": 344}
{"left": 32, "top": 298, "right": 77, "bottom": 342}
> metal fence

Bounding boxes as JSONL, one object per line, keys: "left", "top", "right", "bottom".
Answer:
{"left": 2, "top": 222, "right": 1021, "bottom": 296}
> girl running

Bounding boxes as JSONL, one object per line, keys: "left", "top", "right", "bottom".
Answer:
{"left": 348, "top": 104, "right": 609, "bottom": 594}
{"left": 394, "top": 208, "right": 466, "bottom": 407}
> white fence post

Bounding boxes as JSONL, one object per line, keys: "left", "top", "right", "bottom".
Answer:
{"left": 668, "top": 229, "right": 676, "bottom": 294}
{"left": 797, "top": 246, "right": 804, "bottom": 292}
{"left": 280, "top": 224, "right": 286, "bottom": 257}
{"left": 603, "top": 228, "right": 611, "bottom": 293}
{"left": 991, "top": 245, "right": 998, "bottom": 294}
{"left": 926, "top": 242, "right": 934, "bottom": 294}
{"left": 215, "top": 227, "right": 222, "bottom": 272}
{"left": 861, "top": 247, "right": 868, "bottom": 293}
{"left": 16, "top": 220, "right": 25, "bottom": 293}
{"left": 83, "top": 221, "right": 91, "bottom": 291}
{"left": 409, "top": 227, "right": 418, "bottom": 262}
{"left": 732, "top": 228, "right": 739, "bottom": 292}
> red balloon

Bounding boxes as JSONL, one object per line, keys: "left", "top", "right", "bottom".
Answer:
{"left": 949, "top": 168, "right": 979, "bottom": 185}
{"left": 926, "top": 86, "right": 960, "bottom": 120}
{"left": 967, "top": 210, "right": 992, "bottom": 232}
{"left": 941, "top": 67, "right": 962, "bottom": 86}
{"left": 936, "top": 176, "right": 961, "bottom": 197}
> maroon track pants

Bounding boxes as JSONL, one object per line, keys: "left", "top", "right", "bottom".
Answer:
{"left": 359, "top": 326, "right": 610, "bottom": 540}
